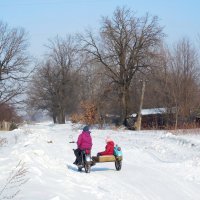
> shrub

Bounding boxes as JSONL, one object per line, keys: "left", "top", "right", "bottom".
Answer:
{"left": 70, "top": 101, "right": 98, "bottom": 125}
{"left": 0, "top": 103, "right": 21, "bottom": 123}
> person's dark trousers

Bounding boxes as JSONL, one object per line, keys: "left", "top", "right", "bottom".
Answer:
{"left": 73, "top": 148, "right": 82, "bottom": 165}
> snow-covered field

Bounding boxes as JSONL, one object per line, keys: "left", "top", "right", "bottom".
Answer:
{"left": 0, "top": 121, "right": 200, "bottom": 200}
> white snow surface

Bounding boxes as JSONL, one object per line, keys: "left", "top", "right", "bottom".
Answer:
{"left": 0, "top": 121, "right": 200, "bottom": 200}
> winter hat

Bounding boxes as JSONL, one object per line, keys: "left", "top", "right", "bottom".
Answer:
{"left": 105, "top": 136, "right": 112, "bottom": 143}
{"left": 83, "top": 125, "right": 89, "bottom": 132}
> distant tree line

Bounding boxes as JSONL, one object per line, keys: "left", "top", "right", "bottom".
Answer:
{"left": 1, "top": 7, "right": 200, "bottom": 129}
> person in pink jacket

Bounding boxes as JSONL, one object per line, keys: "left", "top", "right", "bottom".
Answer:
{"left": 73, "top": 125, "right": 92, "bottom": 165}
{"left": 77, "top": 126, "right": 92, "bottom": 150}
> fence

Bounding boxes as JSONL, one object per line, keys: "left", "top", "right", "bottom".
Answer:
{"left": 0, "top": 121, "right": 11, "bottom": 131}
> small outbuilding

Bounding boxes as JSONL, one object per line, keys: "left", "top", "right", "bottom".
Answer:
{"left": 126, "top": 108, "right": 175, "bottom": 130}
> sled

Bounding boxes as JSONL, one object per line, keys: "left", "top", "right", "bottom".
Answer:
{"left": 92, "top": 155, "right": 123, "bottom": 171}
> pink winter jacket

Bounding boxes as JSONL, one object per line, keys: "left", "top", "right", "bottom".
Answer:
{"left": 77, "top": 131, "right": 92, "bottom": 150}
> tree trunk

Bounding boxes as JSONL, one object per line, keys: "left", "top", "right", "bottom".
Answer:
{"left": 61, "top": 109, "right": 65, "bottom": 123}
{"left": 135, "top": 80, "right": 146, "bottom": 131}
{"left": 120, "top": 84, "right": 130, "bottom": 124}
{"left": 174, "top": 106, "right": 179, "bottom": 130}
{"left": 57, "top": 108, "right": 65, "bottom": 124}
{"left": 52, "top": 113, "right": 57, "bottom": 124}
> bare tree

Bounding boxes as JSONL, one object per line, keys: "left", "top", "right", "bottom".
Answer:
{"left": 0, "top": 21, "right": 30, "bottom": 105}
{"left": 79, "top": 7, "right": 164, "bottom": 123}
{"left": 144, "top": 39, "right": 200, "bottom": 128}
{"left": 27, "top": 61, "right": 58, "bottom": 123}
{"left": 165, "top": 38, "right": 200, "bottom": 128}
{"left": 27, "top": 36, "right": 81, "bottom": 123}
{"left": 45, "top": 36, "right": 81, "bottom": 123}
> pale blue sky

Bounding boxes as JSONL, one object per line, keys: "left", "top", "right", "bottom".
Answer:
{"left": 0, "top": 0, "right": 200, "bottom": 58}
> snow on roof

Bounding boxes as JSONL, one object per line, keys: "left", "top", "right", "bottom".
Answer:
{"left": 141, "top": 108, "right": 167, "bottom": 115}
{"left": 131, "top": 108, "right": 167, "bottom": 117}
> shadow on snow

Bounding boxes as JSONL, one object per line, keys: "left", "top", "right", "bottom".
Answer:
{"left": 67, "top": 164, "right": 114, "bottom": 172}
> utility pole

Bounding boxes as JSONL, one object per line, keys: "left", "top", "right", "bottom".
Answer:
{"left": 135, "top": 80, "right": 146, "bottom": 131}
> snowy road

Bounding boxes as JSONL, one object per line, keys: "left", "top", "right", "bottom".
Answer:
{"left": 0, "top": 122, "right": 200, "bottom": 200}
